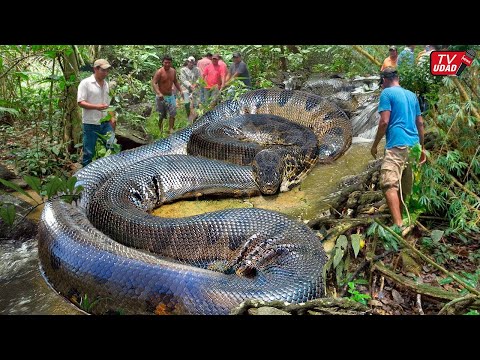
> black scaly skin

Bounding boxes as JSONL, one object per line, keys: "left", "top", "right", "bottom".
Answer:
{"left": 187, "top": 113, "right": 319, "bottom": 194}
{"left": 37, "top": 89, "right": 351, "bottom": 315}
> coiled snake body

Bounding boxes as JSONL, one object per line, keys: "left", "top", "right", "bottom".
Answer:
{"left": 37, "top": 89, "right": 352, "bottom": 315}
{"left": 188, "top": 113, "right": 319, "bottom": 194}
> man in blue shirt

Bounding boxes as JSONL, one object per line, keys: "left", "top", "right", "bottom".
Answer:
{"left": 397, "top": 45, "right": 416, "bottom": 67}
{"left": 371, "top": 67, "right": 426, "bottom": 227}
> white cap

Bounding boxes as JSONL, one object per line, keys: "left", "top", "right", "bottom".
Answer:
{"left": 93, "top": 59, "right": 111, "bottom": 69}
{"left": 187, "top": 56, "right": 195, "bottom": 62}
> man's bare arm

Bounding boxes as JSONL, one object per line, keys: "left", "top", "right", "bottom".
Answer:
{"left": 370, "top": 110, "right": 390, "bottom": 159}
{"left": 152, "top": 70, "right": 162, "bottom": 97}
{"left": 416, "top": 115, "right": 425, "bottom": 148}
{"left": 416, "top": 115, "right": 427, "bottom": 164}
{"left": 78, "top": 100, "right": 108, "bottom": 111}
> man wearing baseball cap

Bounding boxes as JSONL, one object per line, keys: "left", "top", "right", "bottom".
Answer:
{"left": 227, "top": 52, "right": 251, "bottom": 88}
{"left": 77, "top": 58, "right": 116, "bottom": 167}
{"left": 380, "top": 46, "right": 398, "bottom": 71}
{"left": 179, "top": 56, "right": 201, "bottom": 122}
{"left": 371, "top": 66, "right": 426, "bottom": 229}
{"left": 202, "top": 54, "right": 227, "bottom": 106}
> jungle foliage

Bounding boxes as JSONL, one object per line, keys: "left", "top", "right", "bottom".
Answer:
{"left": 0, "top": 44, "right": 479, "bottom": 242}
{"left": 1, "top": 44, "right": 479, "bottom": 315}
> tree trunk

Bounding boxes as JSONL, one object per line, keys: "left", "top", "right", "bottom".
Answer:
{"left": 279, "top": 45, "right": 287, "bottom": 72}
{"left": 89, "top": 45, "right": 101, "bottom": 62}
{"left": 286, "top": 45, "right": 300, "bottom": 54}
{"left": 352, "top": 45, "right": 382, "bottom": 67}
{"left": 62, "top": 47, "right": 82, "bottom": 154}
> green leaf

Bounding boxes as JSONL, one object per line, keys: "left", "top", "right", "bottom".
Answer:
{"left": 66, "top": 176, "right": 78, "bottom": 193}
{"left": 336, "top": 235, "right": 348, "bottom": 249}
{"left": 324, "top": 250, "right": 334, "bottom": 267}
{"left": 335, "top": 260, "right": 344, "bottom": 285}
{"left": 45, "top": 176, "right": 62, "bottom": 198}
{"left": 333, "top": 248, "right": 344, "bottom": 269}
{"left": 51, "top": 146, "right": 60, "bottom": 156}
{"left": 465, "top": 310, "right": 479, "bottom": 315}
{"left": 367, "top": 222, "right": 378, "bottom": 236}
{"left": 14, "top": 72, "right": 29, "bottom": 80}
{"left": 439, "top": 277, "right": 454, "bottom": 285}
{"left": 354, "top": 278, "right": 369, "bottom": 285}
{"left": 23, "top": 175, "right": 41, "bottom": 194}
{"left": 99, "top": 113, "right": 112, "bottom": 123}
{"left": 0, "top": 203, "right": 16, "bottom": 226}
{"left": 0, "top": 106, "right": 20, "bottom": 117}
{"left": 0, "top": 178, "right": 35, "bottom": 200}
{"left": 333, "top": 235, "right": 348, "bottom": 268}
{"left": 431, "top": 229, "right": 444, "bottom": 243}
{"left": 351, "top": 234, "right": 362, "bottom": 258}
{"left": 44, "top": 50, "right": 57, "bottom": 59}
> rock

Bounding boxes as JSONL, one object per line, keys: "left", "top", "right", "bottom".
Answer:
{"left": 0, "top": 163, "right": 16, "bottom": 180}
{"left": 357, "top": 191, "right": 384, "bottom": 205}
{"left": 115, "top": 126, "right": 149, "bottom": 150}
{"left": 126, "top": 102, "right": 153, "bottom": 117}
{"left": 0, "top": 194, "right": 37, "bottom": 241}
{"left": 346, "top": 191, "right": 361, "bottom": 208}
{"left": 0, "top": 217, "right": 37, "bottom": 241}
{"left": 0, "top": 164, "right": 28, "bottom": 191}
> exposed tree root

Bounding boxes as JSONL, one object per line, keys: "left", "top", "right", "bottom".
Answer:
{"left": 373, "top": 262, "right": 480, "bottom": 310}
{"left": 230, "top": 297, "right": 371, "bottom": 315}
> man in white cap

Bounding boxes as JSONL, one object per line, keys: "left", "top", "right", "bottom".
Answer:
{"left": 179, "top": 56, "right": 201, "bottom": 122}
{"left": 77, "top": 58, "right": 116, "bottom": 167}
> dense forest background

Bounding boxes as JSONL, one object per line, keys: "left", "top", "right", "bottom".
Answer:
{"left": 1, "top": 45, "right": 479, "bottom": 314}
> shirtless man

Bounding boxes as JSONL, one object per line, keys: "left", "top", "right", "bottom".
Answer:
{"left": 151, "top": 55, "right": 183, "bottom": 135}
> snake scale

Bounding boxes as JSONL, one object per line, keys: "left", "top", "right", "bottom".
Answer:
{"left": 37, "top": 89, "right": 352, "bottom": 315}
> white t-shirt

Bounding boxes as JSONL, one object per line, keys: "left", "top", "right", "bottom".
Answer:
{"left": 77, "top": 74, "right": 110, "bottom": 125}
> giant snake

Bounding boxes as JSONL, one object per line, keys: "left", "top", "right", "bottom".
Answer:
{"left": 37, "top": 89, "right": 352, "bottom": 315}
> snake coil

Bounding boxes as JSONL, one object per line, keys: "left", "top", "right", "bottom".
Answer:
{"left": 37, "top": 89, "right": 352, "bottom": 315}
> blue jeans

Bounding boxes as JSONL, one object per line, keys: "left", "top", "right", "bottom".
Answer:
{"left": 82, "top": 122, "right": 114, "bottom": 167}
{"left": 200, "top": 87, "right": 206, "bottom": 105}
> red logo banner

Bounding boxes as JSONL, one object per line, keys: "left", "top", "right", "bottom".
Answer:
{"left": 430, "top": 50, "right": 476, "bottom": 76}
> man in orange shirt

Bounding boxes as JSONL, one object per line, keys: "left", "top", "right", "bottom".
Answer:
{"left": 381, "top": 46, "right": 398, "bottom": 71}
{"left": 202, "top": 54, "right": 227, "bottom": 107}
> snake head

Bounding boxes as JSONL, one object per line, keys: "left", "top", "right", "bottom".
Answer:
{"left": 252, "top": 149, "right": 284, "bottom": 195}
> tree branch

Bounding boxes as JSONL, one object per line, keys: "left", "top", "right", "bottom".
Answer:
{"left": 375, "top": 220, "right": 480, "bottom": 296}
{"left": 0, "top": 54, "right": 37, "bottom": 80}
{"left": 451, "top": 76, "right": 480, "bottom": 121}
{"left": 352, "top": 45, "right": 382, "bottom": 67}
{"left": 373, "top": 261, "right": 480, "bottom": 307}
